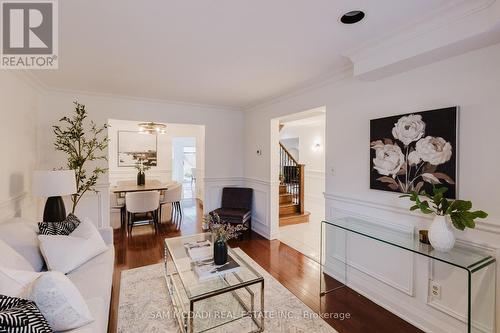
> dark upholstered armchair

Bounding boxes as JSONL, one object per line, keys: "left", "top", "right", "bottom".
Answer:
{"left": 210, "top": 187, "right": 253, "bottom": 235}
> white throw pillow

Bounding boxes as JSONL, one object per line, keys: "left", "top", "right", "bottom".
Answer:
{"left": 0, "top": 219, "right": 44, "bottom": 271}
{"left": 0, "top": 267, "right": 40, "bottom": 296}
{"left": 38, "top": 218, "right": 107, "bottom": 274}
{"left": 0, "top": 239, "right": 34, "bottom": 271}
{"left": 24, "top": 271, "right": 94, "bottom": 331}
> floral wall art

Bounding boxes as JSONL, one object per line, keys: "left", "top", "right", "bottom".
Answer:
{"left": 370, "top": 107, "right": 458, "bottom": 198}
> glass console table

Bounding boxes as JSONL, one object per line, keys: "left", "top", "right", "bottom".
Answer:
{"left": 321, "top": 217, "right": 496, "bottom": 333}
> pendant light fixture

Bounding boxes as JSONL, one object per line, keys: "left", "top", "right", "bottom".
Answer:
{"left": 138, "top": 122, "right": 167, "bottom": 134}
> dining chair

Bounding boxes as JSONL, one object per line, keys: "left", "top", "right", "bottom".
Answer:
{"left": 191, "top": 168, "right": 197, "bottom": 186}
{"left": 159, "top": 182, "right": 183, "bottom": 224}
{"left": 109, "top": 192, "right": 126, "bottom": 228}
{"left": 125, "top": 191, "right": 160, "bottom": 234}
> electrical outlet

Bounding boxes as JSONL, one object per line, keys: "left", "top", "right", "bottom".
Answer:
{"left": 430, "top": 280, "right": 441, "bottom": 299}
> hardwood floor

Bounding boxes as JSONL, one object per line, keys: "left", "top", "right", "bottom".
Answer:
{"left": 109, "top": 198, "right": 423, "bottom": 333}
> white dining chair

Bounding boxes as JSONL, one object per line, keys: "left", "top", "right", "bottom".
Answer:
{"left": 191, "top": 168, "right": 197, "bottom": 186}
{"left": 109, "top": 191, "right": 126, "bottom": 228}
{"left": 125, "top": 191, "right": 160, "bottom": 233}
{"left": 159, "top": 183, "right": 183, "bottom": 224}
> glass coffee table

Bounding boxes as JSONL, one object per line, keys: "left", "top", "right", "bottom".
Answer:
{"left": 164, "top": 233, "right": 264, "bottom": 333}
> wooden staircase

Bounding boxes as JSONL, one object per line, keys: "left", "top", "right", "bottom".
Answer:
{"left": 279, "top": 143, "right": 310, "bottom": 226}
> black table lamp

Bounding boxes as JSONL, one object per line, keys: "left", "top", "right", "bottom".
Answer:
{"left": 33, "top": 170, "right": 77, "bottom": 222}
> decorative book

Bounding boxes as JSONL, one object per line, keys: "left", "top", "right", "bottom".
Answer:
{"left": 193, "top": 255, "right": 240, "bottom": 281}
{"left": 184, "top": 240, "right": 212, "bottom": 261}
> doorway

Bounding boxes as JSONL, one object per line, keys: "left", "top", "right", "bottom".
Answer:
{"left": 271, "top": 107, "right": 326, "bottom": 262}
{"left": 172, "top": 137, "right": 197, "bottom": 199}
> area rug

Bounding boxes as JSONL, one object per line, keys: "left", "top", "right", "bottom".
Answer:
{"left": 117, "top": 248, "right": 337, "bottom": 333}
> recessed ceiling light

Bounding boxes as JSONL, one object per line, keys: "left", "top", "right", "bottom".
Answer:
{"left": 340, "top": 10, "right": 365, "bottom": 24}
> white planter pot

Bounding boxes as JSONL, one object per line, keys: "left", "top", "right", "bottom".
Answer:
{"left": 428, "top": 215, "right": 456, "bottom": 252}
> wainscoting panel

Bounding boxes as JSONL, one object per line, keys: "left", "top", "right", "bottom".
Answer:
{"left": 324, "top": 193, "right": 500, "bottom": 333}
{"left": 304, "top": 169, "right": 325, "bottom": 202}
{"left": 244, "top": 178, "right": 272, "bottom": 239}
{"left": 203, "top": 177, "right": 245, "bottom": 214}
{"left": 72, "top": 183, "right": 110, "bottom": 228}
{"left": 324, "top": 209, "right": 415, "bottom": 296}
{"left": 426, "top": 240, "right": 497, "bottom": 333}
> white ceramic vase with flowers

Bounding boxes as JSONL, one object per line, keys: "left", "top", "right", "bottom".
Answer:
{"left": 400, "top": 187, "right": 487, "bottom": 252}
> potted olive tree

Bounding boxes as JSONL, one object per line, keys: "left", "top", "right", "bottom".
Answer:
{"left": 53, "top": 102, "right": 109, "bottom": 213}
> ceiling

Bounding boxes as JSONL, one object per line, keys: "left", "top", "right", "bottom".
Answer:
{"left": 31, "top": 0, "right": 457, "bottom": 108}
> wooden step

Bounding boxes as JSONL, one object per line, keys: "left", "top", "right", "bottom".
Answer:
{"left": 279, "top": 184, "right": 287, "bottom": 194}
{"left": 279, "top": 203, "right": 300, "bottom": 215}
{"left": 279, "top": 211, "right": 310, "bottom": 226}
{"left": 279, "top": 193, "right": 293, "bottom": 204}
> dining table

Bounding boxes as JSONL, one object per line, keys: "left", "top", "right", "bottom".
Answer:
{"left": 111, "top": 182, "right": 175, "bottom": 228}
{"left": 111, "top": 182, "right": 172, "bottom": 194}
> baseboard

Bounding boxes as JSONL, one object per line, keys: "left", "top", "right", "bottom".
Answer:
{"left": 251, "top": 218, "right": 271, "bottom": 239}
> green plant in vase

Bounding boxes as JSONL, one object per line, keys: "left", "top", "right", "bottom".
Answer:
{"left": 134, "top": 158, "right": 151, "bottom": 186}
{"left": 400, "top": 186, "right": 487, "bottom": 252}
{"left": 203, "top": 213, "right": 247, "bottom": 265}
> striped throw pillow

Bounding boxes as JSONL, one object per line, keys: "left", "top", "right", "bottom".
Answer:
{"left": 0, "top": 295, "right": 52, "bottom": 333}
{"left": 38, "top": 214, "right": 81, "bottom": 236}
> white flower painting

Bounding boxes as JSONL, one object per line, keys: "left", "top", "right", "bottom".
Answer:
{"left": 370, "top": 107, "right": 457, "bottom": 198}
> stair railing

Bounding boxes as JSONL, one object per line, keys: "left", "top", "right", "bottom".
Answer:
{"left": 279, "top": 142, "right": 305, "bottom": 214}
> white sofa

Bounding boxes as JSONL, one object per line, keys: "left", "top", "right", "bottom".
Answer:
{"left": 0, "top": 217, "right": 115, "bottom": 333}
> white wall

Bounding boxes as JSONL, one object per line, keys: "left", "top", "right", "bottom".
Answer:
{"left": 0, "top": 73, "right": 41, "bottom": 222}
{"left": 244, "top": 43, "right": 500, "bottom": 332}
{"left": 36, "top": 91, "right": 243, "bottom": 226}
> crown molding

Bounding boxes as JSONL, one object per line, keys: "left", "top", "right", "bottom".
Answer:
{"left": 344, "top": 0, "right": 496, "bottom": 61}
{"left": 344, "top": 0, "right": 499, "bottom": 79}
{"left": 243, "top": 65, "right": 353, "bottom": 111}
{"left": 16, "top": 72, "right": 242, "bottom": 112}
{"left": 11, "top": 71, "right": 49, "bottom": 94}
{"left": 45, "top": 86, "right": 242, "bottom": 112}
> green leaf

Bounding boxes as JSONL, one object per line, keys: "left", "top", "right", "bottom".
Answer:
{"left": 419, "top": 201, "right": 434, "bottom": 214}
{"left": 410, "top": 205, "right": 419, "bottom": 211}
{"left": 450, "top": 214, "right": 466, "bottom": 230}
{"left": 440, "top": 198, "right": 450, "bottom": 214}
{"left": 470, "top": 210, "right": 488, "bottom": 219}
{"left": 464, "top": 219, "right": 476, "bottom": 229}
{"left": 450, "top": 211, "right": 478, "bottom": 230}
{"left": 451, "top": 200, "right": 472, "bottom": 212}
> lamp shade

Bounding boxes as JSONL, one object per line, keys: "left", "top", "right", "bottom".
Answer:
{"left": 32, "top": 170, "right": 77, "bottom": 197}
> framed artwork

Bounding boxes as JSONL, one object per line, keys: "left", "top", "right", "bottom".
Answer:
{"left": 370, "top": 107, "right": 458, "bottom": 198}
{"left": 118, "top": 131, "right": 157, "bottom": 167}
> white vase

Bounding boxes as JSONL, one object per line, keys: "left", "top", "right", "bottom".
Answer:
{"left": 428, "top": 215, "right": 456, "bottom": 252}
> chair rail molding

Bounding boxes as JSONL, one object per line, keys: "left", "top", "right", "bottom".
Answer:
{"left": 324, "top": 192, "right": 500, "bottom": 236}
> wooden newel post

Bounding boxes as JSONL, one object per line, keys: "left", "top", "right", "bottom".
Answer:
{"left": 299, "top": 164, "right": 305, "bottom": 214}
